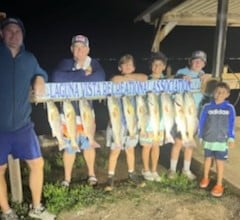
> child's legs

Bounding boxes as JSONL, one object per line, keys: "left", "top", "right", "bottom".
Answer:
{"left": 184, "top": 147, "right": 193, "bottom": 161}
{"left": 216, "top": 159, "right": 224, "bottom": 186}
{"left": 151, "top": 144, "right": 160, "bottom": 172}
{"left": 142, "top": 144, "right": 151, "bottom": 171}
{"left": 83, "top": 148, "right": 96, "bottom": 177}
{"left": 126, "top": 147, "right": 135, "bottom": 172}
{"left": 170, "top": 138, "right": 182, "bottom": 171}
{"left": 63, "top": 151, "right": 76, "bottom": 182}
{"left": 183, "top": 147, "right": 194, "bottom": 171}
{"left": 203, "top": 157, "right": 213, "bottom": 179}
{"left": 214, "top": 150, "right": 227, "bottom": 186}
{"left": 108, "top": 148, "right": 121, "bottom": 174}
{"left": 171, "top": 138, "right": 182, "bottom": 160}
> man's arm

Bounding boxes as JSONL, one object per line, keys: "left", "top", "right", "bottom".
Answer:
{"left": 32, "top": 58, "right": 48, "bottom": 96}
{"left": 32, "top": 76, "right": 46, "bottom": 96}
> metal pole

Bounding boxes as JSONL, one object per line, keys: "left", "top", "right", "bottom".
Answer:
{"left": 212, "top": 0, "right": 229, "bottom": 79}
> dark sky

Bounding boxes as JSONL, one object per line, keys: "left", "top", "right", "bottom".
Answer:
{"left": 1, "top": 0, "right": 158, "bottom": 75}
{"left": 1, "top": 0, "right": 240, "bottom": 75}
{"left": 2, "top": 0, "right": 240, "bottom": 132}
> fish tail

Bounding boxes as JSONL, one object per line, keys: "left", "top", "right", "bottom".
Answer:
{"left": 90, "top": 140, "right": 101, "bottom": 148}
{"left": 165, "top": 132, "right": 175, "bottom": 144}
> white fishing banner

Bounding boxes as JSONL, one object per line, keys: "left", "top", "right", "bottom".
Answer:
{"left": 33, "top": 78, "right": 201, "bottom": 102}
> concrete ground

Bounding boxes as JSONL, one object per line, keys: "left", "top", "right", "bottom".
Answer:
{"left": 191, "top": 116, "right": 240, "bottom": 194}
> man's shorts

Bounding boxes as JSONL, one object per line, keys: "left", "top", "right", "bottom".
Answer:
{"left": 106, "top": 124, "right": 138, "bottom": 150}
{"left": 204, "top": 149, "right": 228, "bottom": 160}
{"left": 0, "top": 122, "right": 42, "bottom": 165}
{"left": 62, "top": 124, "right": 90, "bottom": 154}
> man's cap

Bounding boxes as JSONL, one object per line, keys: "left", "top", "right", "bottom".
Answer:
{"left": 71, "top": 35, "right": 89, "bottom": 47}
{"left": 190, "top": 50, "right": 207, "bottom": 63}
{"left": 1, "top": 17, "right": 25, "bottom": 35}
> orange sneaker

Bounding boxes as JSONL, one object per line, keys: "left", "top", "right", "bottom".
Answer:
{"left": 211, "top": 184, "right": 224, "bottom": 197}
{"left": 199, "top": 178, "right": 210, "bottom": 189}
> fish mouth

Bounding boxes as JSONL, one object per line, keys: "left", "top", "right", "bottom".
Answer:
{"left": 174, "top": 101, "right": 182, "bottom": 107}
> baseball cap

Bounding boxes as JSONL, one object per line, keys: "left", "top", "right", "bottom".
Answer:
{"left": 1, "top": 17, "right": 25, "bottom": 36}
{"left": 71, "top": 34, "right": 89, "bottom": 47}
{"left": 190, "top": 50, "right": 207, "bottom": 63}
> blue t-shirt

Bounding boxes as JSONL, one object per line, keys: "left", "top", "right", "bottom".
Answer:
{"left": 176, "top": 67, "right": 204, "bottom": 109}
{"left": 0, "top": 42, "right": 48, "bottom": 132}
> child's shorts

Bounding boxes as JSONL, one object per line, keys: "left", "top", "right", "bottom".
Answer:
{"left": 204, "top": 149, "right": 228, "bottom": 160}
{"left": 106, "top": 124, "right": 138, "bottom": 150}
{"left": 139, "top": 134, "right": 163, "bottom": 146}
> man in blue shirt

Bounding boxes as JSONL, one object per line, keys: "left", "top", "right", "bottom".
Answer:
{"left": 0, "top": 17, "right": 55, "bottom": 219}
{"left": 51, "top": 34, "right": 106, "bottom": 187}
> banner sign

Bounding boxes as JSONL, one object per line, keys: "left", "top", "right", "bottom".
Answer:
{"left": 33, "top": 78, "right": 201, "bottom": 102}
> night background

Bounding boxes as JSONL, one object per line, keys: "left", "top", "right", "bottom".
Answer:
{"left": 1, "top": 0, "right": 240, "bottom": 134}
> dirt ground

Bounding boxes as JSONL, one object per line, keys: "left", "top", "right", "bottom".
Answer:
{"left": 58, "top": 191, "right": 240, "bottom": 220}
{"left": 40, "top": 132, "right": 240, "bottom": 220}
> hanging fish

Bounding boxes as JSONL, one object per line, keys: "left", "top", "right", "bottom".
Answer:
{"left": 107, "top": 96, "right": 123, "bottom": 147}
{"left": 122, "top": 95, "right": 138, "bottom": 138}
{"left": 184, "top": 92, "right": 198, "bottom": 147}
{"left": 46, "top": 101, "right": 64, "bottom": 150}
{"left": 79, "top": 99, "right": 100, "bottom": 148}
{"left": 63, "top": 100, "right": 78, "bottom": 149}
{"left": 173, "top": 93, "right": 188, "bottom": 143}
{"left": 161, "top": 92, "right": 175, "bottom": 144}
{"left": 136, "top": 94, "right": 148, "bottom": 139}
{"left": 147, "top": 92, "right": 163, "bottom": 143}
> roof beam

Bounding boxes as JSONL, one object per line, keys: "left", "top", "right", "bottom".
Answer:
{"left": 152, "top": 21, "right": 177, "bottom": 52}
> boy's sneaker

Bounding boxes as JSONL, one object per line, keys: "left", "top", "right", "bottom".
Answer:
{"left": 167, "top": 169, "right": 177, "bottom": 179}
{"left": 182, "top": 170, "right": 196, "bottom": 181}
{"left": 141, "top": 170, "right": 154, "bottom": 181}
{"left": 28, "top": 204, "right": 56, "bottom": 220}
{"left": 88, "top": 176, "right": 98, "bottom": 186}
{"left": 211, "top": 184, "right": 224, "bottom": 197}
{"left": 199, "top": 178, "right": 210, "bottom": 189}
{"left": 1, "top": 209, "right": 19, "bottom": 220}
{"left": 128, "top": 172, "right": 145, "bottom": 187}
{"left": 152, "top": 172, "right": 162, "bottom": 182}
{"left": 104, "top": 175, "right": 114, "bottom": 191}
{"left": 61, "top": 180, "right": 70, "bottom": 187}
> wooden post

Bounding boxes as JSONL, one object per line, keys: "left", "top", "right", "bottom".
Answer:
{"left": 8, "top": 155, "right": 23, "bottom": 203}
